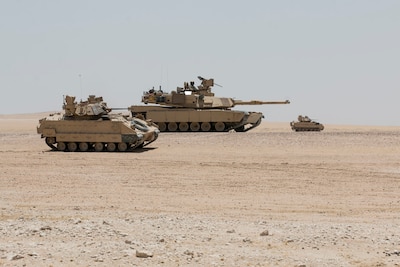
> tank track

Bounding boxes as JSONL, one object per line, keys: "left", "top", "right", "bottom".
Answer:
{"left": 293, "top": 128, "right": 322, "bottom": 132}
{"left": 153, "top": 121, "right": 261, "bottom": 132}
{"left": 44, "top": 137, "right": 147, "bottom": 152}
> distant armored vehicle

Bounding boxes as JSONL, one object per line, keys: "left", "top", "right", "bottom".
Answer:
{"left": 129, "top": 76, "right": 290, "bottom": 132}
{"left": 290, "top": 115, "right": 324, "bottom": 132}
{"left": 37, "top": 95, "right": 159, "bottom": 151}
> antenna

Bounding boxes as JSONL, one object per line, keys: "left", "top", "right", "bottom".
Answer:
{"left": 79, "top": 74, "right": 83, "bottom": 100}
{"left": 166, "top": 66, "right": 168, "bottom": 90}
{"left": 160, "top": 64, "right": 169, "bottom": 90}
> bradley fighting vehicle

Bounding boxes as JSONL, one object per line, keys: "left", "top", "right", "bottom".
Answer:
{"left": 129, "top": 76, "right": 290, "bottom": 132}
{"left": 37, "top": 95, "right": 159, "bottom": 152}
{"left": 290, "top": 115, "right": 324, "bottom": 132}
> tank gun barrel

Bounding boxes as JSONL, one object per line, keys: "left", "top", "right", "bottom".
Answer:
{"left": 233, "top": 100, "right": 290, "bottom": 106}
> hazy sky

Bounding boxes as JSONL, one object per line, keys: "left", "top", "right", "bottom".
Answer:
{"left": 1, "top": 1, "right": 399, "bottom": 126}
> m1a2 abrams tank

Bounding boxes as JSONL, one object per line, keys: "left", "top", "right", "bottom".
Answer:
{"left": 290, "top": 115, "right": 324, "bottom": 132}
{"left": 129, "top": 76, "right": 290, "bottom": 132}
{"left": 37, "top": 95, "right": 159, "bottom": 152}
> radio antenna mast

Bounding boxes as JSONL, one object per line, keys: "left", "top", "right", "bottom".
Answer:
{"left": 79, "top": 74, "right": 83, "bottom": 101}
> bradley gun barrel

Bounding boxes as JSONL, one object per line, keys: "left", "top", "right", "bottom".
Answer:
{"left": 233, "top": 100, "right": 290, "bottom": 106}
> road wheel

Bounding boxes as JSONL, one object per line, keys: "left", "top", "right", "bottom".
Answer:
{"left": 118, "top": 142, "right": 128, "bottom": 152}
{"left": 190, "top": 122, "right": 200, "bottom": 132}
{"left": 68, "top": 142, "right": 77, "bottom": 152}
{"left": 201, "top": 122, "right": 211, "bottom": 132}
{"left": 168, "top": 122, "right": 178, "bottom": 132}
{"left": 107, "top": 142, "right": 116, "bottom": 152}
{"left": 179, "top": 122, "right": 189, "bottom": 132}
{"left": 57, "top": 142, "right": 66, "bottom": 151}
{"left": 79, "top": 142, "right": 89, "bottom": 152}
{"left": 94, "top": 142, "right": 104, "bottom": 152}
{"left": 215, "top": 122, "right": 225, "bottom": 132}
{"left": 157, "top": 122, "right": 166, "bottom": 132}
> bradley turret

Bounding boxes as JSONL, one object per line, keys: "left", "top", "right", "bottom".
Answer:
{"left": 130, "top": 76, "right": 290, "bottom": 132}
{"left": 63, "top": 95, "right": 111, "bottom": 119}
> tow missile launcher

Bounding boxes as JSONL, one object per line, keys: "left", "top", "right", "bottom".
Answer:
{"left": 37, "top": 95, "right": 159, "bottom": 152}
{"left": 129, "top": 76, "right": 290, "bottom": 132}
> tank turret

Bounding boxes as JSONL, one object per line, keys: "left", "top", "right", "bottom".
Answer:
{"left": 130, "top": 76, "right": 290, "bottom": 132}
{"left": 141, "top": 76, "right": 289, "bottom": 109}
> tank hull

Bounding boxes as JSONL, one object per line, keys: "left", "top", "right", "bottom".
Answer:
{"left": 130, "top": 105, "right": 263, "bottom": 132}
{"left": 37, "top": 113, "right": 159, "bottom": 151}
{"left": 290, "top": 121, "right": 324, "bottom": 132}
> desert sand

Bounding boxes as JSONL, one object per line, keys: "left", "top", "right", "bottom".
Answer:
{"left": 0, "top": 113, "right": 400, "bottom": 266}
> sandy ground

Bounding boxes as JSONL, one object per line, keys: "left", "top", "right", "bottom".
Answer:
{"left": 1, "top": 113, "right": 400, "bottom": 266}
